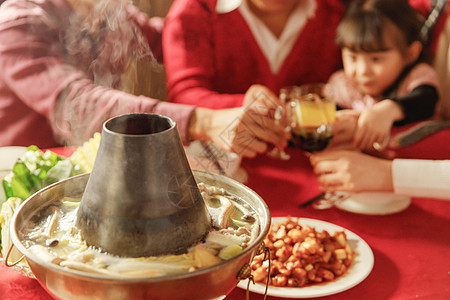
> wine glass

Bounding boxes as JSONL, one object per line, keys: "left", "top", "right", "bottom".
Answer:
{"left": 289, "top": 84, "right": 335, "bottom": 152}
{"left": 287, "top": 83, "right": 346, "bottom": 209}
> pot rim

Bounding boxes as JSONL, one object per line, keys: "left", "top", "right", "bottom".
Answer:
{"left": 103, "top": 113, "right": 177, "bottom": 138}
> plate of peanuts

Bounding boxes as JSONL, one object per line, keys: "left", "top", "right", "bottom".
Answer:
{"left": 238, "top": 216, "right": 374, "bottom": 298}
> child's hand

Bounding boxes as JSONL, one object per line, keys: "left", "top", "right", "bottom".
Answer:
{"left": 353, "top": 100, "right": 404, "bottom": 151}
{"left": 353, "top": 107, "right": 392, "bottom": 151}
{"left": 329, "top": 109, "right": 359, "bottom": 149}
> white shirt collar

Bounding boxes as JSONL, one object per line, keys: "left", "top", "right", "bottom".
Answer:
{"left": 236, "top": 0, "right": 316, "bottom": 74}
{"left": 216, "top": 0, "right": 241, "bottom": 14}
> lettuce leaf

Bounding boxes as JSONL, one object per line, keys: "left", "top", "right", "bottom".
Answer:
{"left": 0, "top": 146, "right": 76, "bottom": 250}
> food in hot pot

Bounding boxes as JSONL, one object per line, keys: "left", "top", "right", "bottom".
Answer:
{"left": 18, "top": 183, "right": 260, "bottom": 278}
{"left": 1, "top": 135, "right": 100, "bottom": 258}
{"left": 250, "top": 217, "right": 354, "bottom": 287}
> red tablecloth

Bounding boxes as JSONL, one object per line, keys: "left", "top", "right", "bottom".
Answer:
{"left": 1, "top": 128, "right": 450, "bottom": 300}
{"left": 227, "top": 132, "right": 450, "bottom": 300}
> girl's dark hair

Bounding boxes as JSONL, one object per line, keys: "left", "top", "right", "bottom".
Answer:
{"left": 336, "top": 0, "right": 424, "bottom": 53}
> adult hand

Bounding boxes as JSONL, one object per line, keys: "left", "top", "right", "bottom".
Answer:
{"left": 242, "top": 84, "right": 288, "bottom": 126}
{"left": 190, "top": 85, "right": 290, "bottom": 157}
{"left": 309, "top": 150, "right": 394, "bottom": 193}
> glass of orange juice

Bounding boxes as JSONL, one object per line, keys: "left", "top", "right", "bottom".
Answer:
{"left": 287, "top": 83, "right": 335, "bottom": 152}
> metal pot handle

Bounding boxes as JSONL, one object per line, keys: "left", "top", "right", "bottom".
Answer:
{"left": 3, "top": 243, "right": 25, "bottom": 267}
{"left": 237, "top": 242, "right": 271, "bottom": 300}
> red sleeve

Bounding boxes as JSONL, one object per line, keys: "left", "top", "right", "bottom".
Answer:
{"left": 162, "top": 0, "right": 244, "bottom": 109}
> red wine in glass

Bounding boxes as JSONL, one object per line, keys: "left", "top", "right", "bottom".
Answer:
{"left": 291, "top": 125, "right": 333, "bottom": 152}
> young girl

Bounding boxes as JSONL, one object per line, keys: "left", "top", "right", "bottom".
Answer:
{"left": 328, "top": 0, "right": 440, "bottom": 151}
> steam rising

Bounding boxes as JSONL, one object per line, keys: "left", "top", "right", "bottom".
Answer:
{"left": 62, "top": 0, "right": 154, "bottom": 87}
{"left": 52, "top": 0, "right": 159, "bottom": 146}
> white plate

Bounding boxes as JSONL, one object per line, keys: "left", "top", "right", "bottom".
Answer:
{"left": 335, "top": 192, "right": 411, "bottom": 215}
{"left": 0, "top": 146, "right": 27, "bottom": 177}
{"left": 237, "top": 217, "right": 374, "bottom": 298}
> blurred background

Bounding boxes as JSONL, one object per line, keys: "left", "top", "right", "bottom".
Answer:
{"left": 124, "top": 0, "right": 174, "bottom": 101}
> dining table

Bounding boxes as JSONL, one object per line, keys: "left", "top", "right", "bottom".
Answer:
{"left": 1, "top": 123, "right": 450, "bottom": 300}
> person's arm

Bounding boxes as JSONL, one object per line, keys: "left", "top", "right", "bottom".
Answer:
{"left": 53, "top": 80, "right": 196, "bottom": 145}
{"left": 1, "top": 1, "right": 287, "bottom": 154}
{"left": 353, "top": 99, "right": 404, "bottom": 150}
{"left": 391, "top": 84, "right": 439, "bottom": 126}
{"left": 162, "top": 0, "right": 244, "bottom": 109}
{"left": 352, "top": 83, "right": 438, "bottom": 150}
{"left": 392, "top": 159, "right": 450, "bottom": 200}
{"left": 310, "top": 150, "right": 450, "bottom": 200}
{"left": 188, "top": 85, "right": 289, "bottom": 157}
{"left": 2, "top": 17, "right": 286, "bottom": 154}
{"left": 0, "top": 7, "right": 194, "bottom": 145}
{"left": 309, "top": 150, "right": 393, "bottom": 193}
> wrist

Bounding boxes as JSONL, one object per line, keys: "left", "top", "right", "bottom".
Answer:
{"left": 188, "top": 108, "right": 212, "bottom": 142}
{"left": 383, "top": 159, "right": 394, "bottom": 192}
{"left": 379, "top": 99, "right": 404, "bottom": 123}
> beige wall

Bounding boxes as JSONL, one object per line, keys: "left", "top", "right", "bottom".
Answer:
{"left": 124, "top": 0, "right": 173, "bottom": 100}
{"left": 434, "top": 15, "right": 450, "bottom": 120}
{"left": 143, "top": 0, "right": 174, "bottom": 17}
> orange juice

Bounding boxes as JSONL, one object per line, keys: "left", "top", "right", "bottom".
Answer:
{"left": 291, "top": 97, "right": 335, "bottom": 128}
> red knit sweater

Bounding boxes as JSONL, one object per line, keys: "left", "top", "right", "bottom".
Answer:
{"left": 163, "top": 0, "right": 347, "bottom": 109}
{"left": 163, "top": 0, "right": 447, "bottom": 109}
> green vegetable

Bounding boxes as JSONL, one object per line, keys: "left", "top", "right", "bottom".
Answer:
{"left": 0, "top": 146, "right": 79, "bottom": 247}
{"left": 218, "top": 244, "right": 243, "bottom": 260}
{"left": 46, "top": 159, "right": 80, "bottom": 185}
{"left": 1, "top": 146, "right": 65, "bottom": 201}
